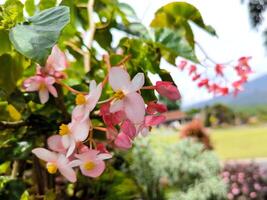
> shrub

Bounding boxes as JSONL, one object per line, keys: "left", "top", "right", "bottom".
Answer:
{"left": 129, "top": 137, "right": 227, "bottom": 200}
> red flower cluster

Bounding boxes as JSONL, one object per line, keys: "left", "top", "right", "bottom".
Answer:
{"left": 177, "top": 56, "right": 252, "bottom": 96}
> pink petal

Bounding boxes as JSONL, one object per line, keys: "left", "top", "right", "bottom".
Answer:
{"left": 89, "top": 80, "right": 97, "bottom": 91}
{"left": 47, "top": 46, "right": 68, "bottom": 71}
{"left": 75, "top": 150, "right": 99, "bottom": 161}
{"left": 47, "top": 135, "right": 66, "bottom": 153}
{"left": 45, "top": 76, "right": 56, "bottom": 85}
{"left": 110, "top": 100, "right": 124, "bottom": 113}
{"left": 32, "top": 148, "right": 57, "bottom": 162}
{"left": 39, "top": 88, "right": 49, "bottom": 104}
{"left": 145, "top": 115, "right": 166, "bottom": 126}
{"left": 129, "top": 73, "right": 144, "bottom": 92}
{"left": 70, "top": 119, "right": 90, "bottom": 142}
{"left": 114, "top": 132, "right": 132, "bottom": 149}
{"left": 24, "top": 77, "right": 40, "bottom": 91}
{"left": 86, "top": 82, "right": 102, "bottom": 112}
{"left": 146, "top": 101, "right": 167, "bottom": 115}
{"left": 109, "top": 67, "right": 131, "bottom": 92}
{"left": 58, "top": 166, "right": 77, "bottom": 182}
{"left": 62, "top": 135, "right": 71, "bottom": 149}
{"left": 97, "top": 153, "right": 112, "bottom": 160}
{"left": 121, "top": 119, "right": 137, "bottom": 139}
{"left": 124, "top": 92, "right": 145, "bottom": 124}
{"left": 66, "top": 139, "right": 76, "bottom": 157}
{"left": 72, "top": 105, "right": 88, "bottom": 121}
{"left": 68, "top": 159, "right": 82, "bottom": 168}
{"left": 80, "top": 160, "right": 105, "bottom": 178}
{"left": 47, "top": 85, "right": 58, "bottom": 97}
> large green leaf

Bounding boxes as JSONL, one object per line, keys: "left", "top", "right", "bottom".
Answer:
{"left": 9, "top": 6, "right": 70, "bottom": 64}
{"left": 150, "top": 2, "right": 216, "bottom": 36}
{"left": 0, "top": 53, "right": 30, "bottom": 99}
{"left": 154, "top": 28, "right": 198, "bottom": 62}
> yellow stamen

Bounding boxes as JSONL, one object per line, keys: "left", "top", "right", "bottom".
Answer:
{"left": 113, "top": 90, "right": 125, "bottom": 100}
{"left": 76, "top": 94, "right": 86, "bottom": 105}
{"left": 46, "top": 162, "right": 57, "bottom": 174}
{"left": 84, "top": 161, "right": 95, "bottom": 171}
{"left": 59, "top": 124, "right": 69, "bottom": 136}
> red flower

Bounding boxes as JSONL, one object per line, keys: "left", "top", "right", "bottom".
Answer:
{"left": 198, "top": 78, "right": 209, "bottom": 88}
{"left": 189, "top": 65, "right": 197, "bottom": 75}
{"left": 146, "top": 101, "right": 167, "bottom": 115}
{"left": 155, "top": 81, "right": 181, "bottom": 101}
{"left": 177, "top": 60, "right": 187, "bottom": 71}
{"left": 192, "top": 74, "right": 201, "bottom": 81}
{"left": 215, "top": 64, "right": 224, "bottom": 76}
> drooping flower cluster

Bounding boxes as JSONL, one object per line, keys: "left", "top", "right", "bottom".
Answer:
{"left": 177, "top": 56, "right": 253, "bottom": 96}
{"left": 27, "top": 47, "right": 181, "bottom": 182}
{"left": 24, "top": 46, "right": 68, "bottom": 103}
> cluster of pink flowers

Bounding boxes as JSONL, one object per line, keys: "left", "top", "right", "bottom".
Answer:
{"left": 24, "top": 46, "right": 181, "bottom": 182}
{"left": 177, "top": 56, "right": 252, "bottom": 96}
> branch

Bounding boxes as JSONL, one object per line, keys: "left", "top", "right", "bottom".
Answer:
{"left": 84, "top": 0, "right": 96, "bottom": 72}
{"left": 102, "top": 54, "right": 111, "bottom": 86}
{"left": 195, "top": 41, "right": 233, "bottom": 65}
{"left": 0, "top": 120, "right": 26, "bottom": 129}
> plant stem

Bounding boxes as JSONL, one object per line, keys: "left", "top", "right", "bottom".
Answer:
{"left": 84, "top": 0, "right": 96, "bottom": 72}
{"left": 11, "top": 160, "right": 19, "bottom": 178}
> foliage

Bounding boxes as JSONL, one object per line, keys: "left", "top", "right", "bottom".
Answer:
{"left": 128, "top": 137, "right": 227, "bottom": 200}
{"left": 222, "top": 162, "right": 267, "bottom": 200}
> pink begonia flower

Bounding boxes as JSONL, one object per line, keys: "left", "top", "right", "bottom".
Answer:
{"left": 114, "top": 120, "right": 136, "bottom": 149}
{"left": 72, "top": 80, "right": 102, "bottom": 121}
{"left": 155, "top": 81, "right": 181, "bottom": 101}
{"left": 47, "top": 135, "right": 66, "bottom": 153}
{"left": 46, "top": 45, "right": 68, "bottom": 72}
{"left": 138, "top": 115, "right": 166, "bottom": 136}
{"left": 24, "top": 75, "right": 58, "bottom": 104}
{"left": 74, "top": 150, "right": 112, "bottom": 178}
{"left": 32, "top": 148, "right": 77, "bottom": 182}
{"left": 100, "top": 102, "right": 125, "bottom": 127}
{"left": 109, "top": 67, "right": 145, "bottom": 124}
{"left": 59, "top": 119, "right": 90, "bottom": 157}
{"left": 146, "top": 101, "right": 167, "bottom": 115}
{"left": 114, "top": 132, "right": 132, "bottom": 149}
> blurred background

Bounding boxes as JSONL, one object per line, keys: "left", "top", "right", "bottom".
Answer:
{"left": 112, "top": 1, "right": 267, "bottom": 200}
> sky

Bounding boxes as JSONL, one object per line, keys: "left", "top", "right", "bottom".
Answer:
{"left": 120, "top": 0, "right": 267, "bottom": 107}
{"left": 1, "top": 0, "right": 267, "bottom": 107}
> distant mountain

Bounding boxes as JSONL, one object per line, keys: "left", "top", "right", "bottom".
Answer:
{"left": 185, "top": 74, "right": 267, "bottom": 110}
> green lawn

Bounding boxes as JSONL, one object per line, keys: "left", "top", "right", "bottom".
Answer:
{"left": 150, "top": 124, "right": 267, "bottom": 160}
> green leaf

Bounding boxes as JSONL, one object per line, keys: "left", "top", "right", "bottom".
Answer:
{"left": 39, "top": 0, "right": 57, "bottom": 11}
{"left": 116, "top": 22, "right": 150, "bottom": 39}
{"left": 95, "top": 27, "right": 112, "bottom": 50}
{"left": 0, "top": 178, "right": 26, "bottom": 200}
{"left": 0, "top": 0, "right": 24, "bottom": 30}
{"left": 119, "top": 38, "right": 161, "bottom": 74}
{"left": 154, "top": 28, "right": 198, "bottom": 63}
{"left": 0, "top": 30, "right": 11, "bottom": 56}
{"left": 9, "top": 6, "right": 70, "bottom": 64}
{"left": 0, "top": 53, "right": 29, "bottom": 98}
{"left": 117, "top": 3, "right": 137, "bottom": 19}
{"left": 25, "top": 0, "right": 36, "bottom": 16}
{"left": 150, "top": 2, "right": 216, "bottom": 36}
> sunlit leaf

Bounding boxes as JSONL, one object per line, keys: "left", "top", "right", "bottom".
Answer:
{"left": 9, "top": 6, "right": 70, "bottom": 64}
